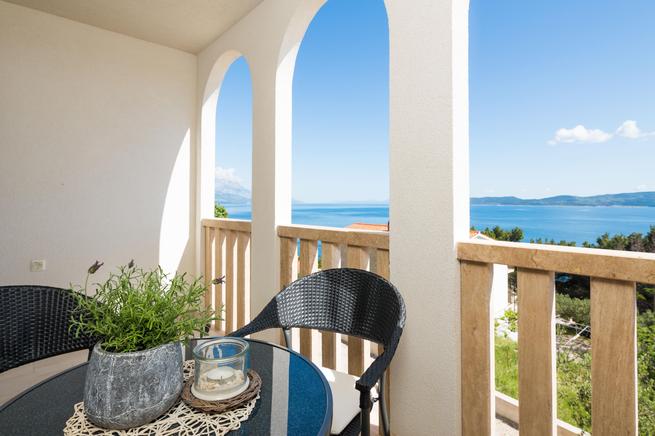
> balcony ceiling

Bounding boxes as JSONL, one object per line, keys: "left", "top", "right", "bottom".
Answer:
{"left": 4, "top": 0, "right": 263, "bottom": 53}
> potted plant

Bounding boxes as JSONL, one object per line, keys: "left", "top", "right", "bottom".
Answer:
{"left": 70, "top": 260, "right": 219, "bottom": 429}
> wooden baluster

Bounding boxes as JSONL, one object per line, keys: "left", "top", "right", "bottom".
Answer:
{"left": 224, "top": 231, "right": 237, "bottom": 334}
{"left": 279, "top": 237, "right": 298, "bottom": 345}
{"left": 518, "top": 268, "right": 556, "bottom": 436}
{"left": 236, "top": 232, "right": 250, "bottom": 329}
{"left": 591, "top": 278, "right": 637, "bottom": 436}
{"left": 321, "top": 242, "right": 340, "bottom": 369}
{"left": 347, "top": 245, "right": 369, "bottom": 376}
{"left": 299, "top": 239, "right": 318, "bottom": 359}
{"left": 203, "top": 226, "right": 214, "bottom": 311}
{"left": 460, "top": 260, "right": 495, "bottom": 436}
{"left": 280, "top": 237, "right": 298, "bottom": 288}
{"left": 214, "top": 229, "right": 225, "bottom": 333}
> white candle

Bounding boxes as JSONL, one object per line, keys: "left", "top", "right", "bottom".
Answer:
{"left": 192, "top": 366, "right": 249, "bottom": 400}
{"left": 206, "top": 367, "right": 236, "bottom": 385}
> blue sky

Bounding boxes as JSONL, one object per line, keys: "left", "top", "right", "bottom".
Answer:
{"left": 216, "top": 0, "right": 655, "bottom": 203}
{"left": 470, "top": 0, "right": 655, "bottom": 198}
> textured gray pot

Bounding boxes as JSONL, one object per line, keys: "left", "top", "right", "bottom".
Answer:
{"left": 84, "top": 342, "right": 184, "bottom": 429}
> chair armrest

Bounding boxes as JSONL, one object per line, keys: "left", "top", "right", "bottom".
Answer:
{"left": 356, "top": 351, "right": 391, "bottom": 392}
{"left": 228, "top": 323, "right": 258, "bottom": 338}
{"left": 356, "top": 327, "right": 403, "bottom": 391}
{"left": 227, "top": 297, "right": 282, "bottom": 339}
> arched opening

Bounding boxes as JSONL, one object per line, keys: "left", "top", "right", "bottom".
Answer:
{"left": 291, "top": 0, "right": 389, "bottom": 228}
{"left": 199, "top": 50, "right": 243, "bottom": 222}
{"left": 214, "top": 57, "right": 252, "bottom": 219}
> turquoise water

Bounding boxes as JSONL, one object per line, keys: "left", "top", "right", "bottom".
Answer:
{"left": 225, "top": 203, "right": 655, "bottom": 245}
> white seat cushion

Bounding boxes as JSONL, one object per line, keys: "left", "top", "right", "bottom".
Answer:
{"left": 319, "top": 366, "right": 360, "bottom": 434}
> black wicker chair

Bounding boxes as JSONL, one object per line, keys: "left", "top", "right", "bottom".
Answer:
{"left": 0, "top": 285, "right": 98, "bottom": 373}
{"left": 230, "top": 268, "right": 406, "bottom": 436}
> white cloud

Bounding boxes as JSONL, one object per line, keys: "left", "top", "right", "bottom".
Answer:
{"left": 616, "top": 120, "right": 655, "bottom": 139}
{"left": 215, "top": 166, "right": 251, "bottom": 201}
{"left": 549, "top": 120, "right": 655, "bottom": 145}
{"left": 548, "top": 124, "right": 612, "bottom": 145}
{"left": 215, "top": 166, "right": 242, "bottom": 184}
{"left": 616, "top": 120, "right": 641, "bottom": 139}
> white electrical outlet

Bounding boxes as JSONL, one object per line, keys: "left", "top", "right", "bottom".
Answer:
{"left": 30, "top": 259, "right": 46, "bottom": 272}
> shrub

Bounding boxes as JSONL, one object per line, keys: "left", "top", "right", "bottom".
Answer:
{"left": 500, "top": 309, "right": 518, "bottom": 333}
{"left": 556, "top": 294, "right": 590, "bottom": 326}
{"left": 214, "top": 203, "right": 228, "bottom": 218}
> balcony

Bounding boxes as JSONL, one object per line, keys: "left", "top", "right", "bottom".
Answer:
{"left": 2, "top": 0, "right": 654, "bottom": 435}
{"left": 198, "top": 218, "right": 655, "bottom": 435}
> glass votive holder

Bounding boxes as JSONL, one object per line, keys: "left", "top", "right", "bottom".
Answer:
{"left": 191, "top": 337, "right": 250, "bottom": 401}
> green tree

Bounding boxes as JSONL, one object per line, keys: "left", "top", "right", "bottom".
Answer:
{"left": 529, "top": 237, "right": 577, "bottom": 246}
{"left": 214, "top": 202, "right": 228, "bottom": 218}
{"left": 478, "top": 225, "right": 524, "bottom": 242}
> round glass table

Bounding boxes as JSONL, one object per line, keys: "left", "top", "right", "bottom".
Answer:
{"left": 0, "top": 338, "right": 332, "bottom": 436}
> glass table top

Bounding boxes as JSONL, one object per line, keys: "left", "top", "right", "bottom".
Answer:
{"left": 0, "top": 338, "right": 332, "bottom": 436}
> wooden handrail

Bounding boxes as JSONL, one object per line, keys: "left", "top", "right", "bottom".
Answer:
{"left": 278, "top": 224, "right": 389, "bottom": 250}
{"left": 201, "top": 218, "right": 252, "bottom": 233}
{"left": 458, "top": 239, "right": 655, "bottom": 284}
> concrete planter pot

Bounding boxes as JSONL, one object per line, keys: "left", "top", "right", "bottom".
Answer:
{"left": 83, "top": 342, "right": 184, "bottom": 429}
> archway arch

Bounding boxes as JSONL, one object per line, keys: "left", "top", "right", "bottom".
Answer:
{"left": 214, "top": 57, "right": 252, "bottom": 218}
{"left": 199, "top": 50, "right": 248, "bottom": 221}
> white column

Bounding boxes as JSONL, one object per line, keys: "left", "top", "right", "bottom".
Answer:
{"left": 387, "top": 0, "right": 470, "bottom": 434}
{"left": 248, "top": 57, "right": 293, "bottom": 344}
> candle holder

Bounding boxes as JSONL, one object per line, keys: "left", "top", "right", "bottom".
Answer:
{"left": 191, "top": 338, "right": 250, "bottom": 401}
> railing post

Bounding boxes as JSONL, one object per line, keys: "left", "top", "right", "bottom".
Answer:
{"left": 591, "top": 278, "right": 637, "bottom": 436}
{"left": 203, "top": 226, "right": 214, "bottom": 310}
{"left": 224, "top": 230, "right": 237, "bottom": 333}
{"left": 214, "top": 229, "right": 225, "bottom": 332}
{"left": 347, "top": 245, "right": 369, "bottom": 376}
{"left": 298, "top": 239, "right": 318, "bottom": 358}
{"left": 460, "top": 260, "right": 495, "bottom": 436}
{"left": 279, "top": 236, "right": 298, "bottom": 345}
{"left": 517, "top": 268, "right": 556, "bottom": 436}
{"left": 321, "top": 242, "right": 340, "bottom": 369}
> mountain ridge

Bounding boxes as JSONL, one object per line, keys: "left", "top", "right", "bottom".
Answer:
{"left": 471, "top": 191, "right": 655, "bottom": 207}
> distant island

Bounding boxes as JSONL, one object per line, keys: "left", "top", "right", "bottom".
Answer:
{"left": 471, "top": 191, "right": 655, "bottom": 207}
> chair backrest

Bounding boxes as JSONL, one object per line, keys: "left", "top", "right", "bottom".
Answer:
{"left": 0, "top": 285, "right": 97, "bottom": 373}
{"left": 233, "top": 268, "right": 406, "bottom": 349}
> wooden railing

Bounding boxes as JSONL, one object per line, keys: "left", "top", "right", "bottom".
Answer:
{"left": 277, "top": 224, "right": 390, "bottom": 374}
{"left": 202, "top": 218, "right": 251, "bottom": 334}
{"left": 458, "top": 239, "right": 655, "bottom": 436}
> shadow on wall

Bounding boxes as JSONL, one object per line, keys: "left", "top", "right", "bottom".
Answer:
{"left": 159, "top": 128, "right": 194, "bottom": 275}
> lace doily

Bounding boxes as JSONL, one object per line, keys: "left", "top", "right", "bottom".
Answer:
{"left": 63, "top": 361, "right": 259, "bottom": 436}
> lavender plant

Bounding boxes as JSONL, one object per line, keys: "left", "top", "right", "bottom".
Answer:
{"left": 70, "top": 261, "right": 221, "bottom": 353}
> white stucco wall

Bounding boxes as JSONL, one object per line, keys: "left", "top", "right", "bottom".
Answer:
{"left": 0, "top": 1, "right": 197, "bottom": 287}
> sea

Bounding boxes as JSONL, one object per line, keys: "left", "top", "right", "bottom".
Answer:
{"left": 224, "top": 203, "right": 655, "bottom": 245}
